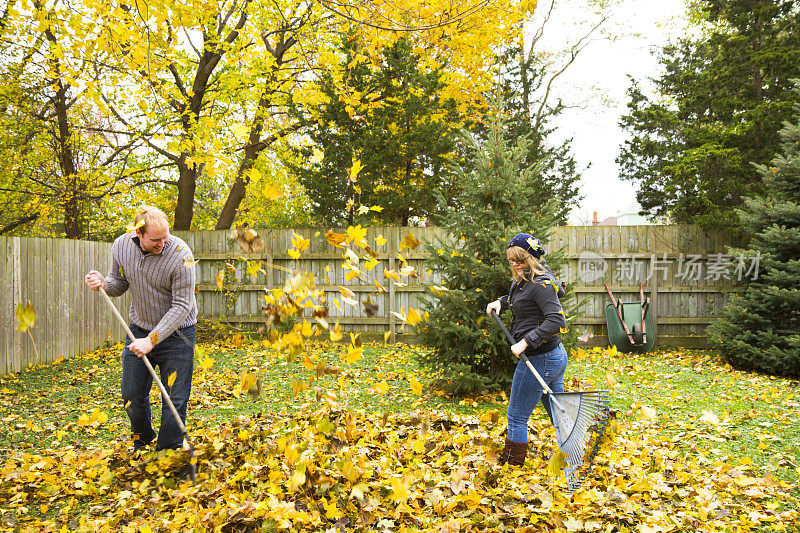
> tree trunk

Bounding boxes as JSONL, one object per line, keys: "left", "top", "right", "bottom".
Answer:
{"left": 173, "top": 160, "right": 197, "bottom": 230}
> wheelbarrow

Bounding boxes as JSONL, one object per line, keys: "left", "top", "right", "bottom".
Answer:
{"left": 604, "top": 282, "right": 656, "bottom": 353}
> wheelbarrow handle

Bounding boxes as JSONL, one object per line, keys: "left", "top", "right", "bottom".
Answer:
{"left": 490, "top": 311, "right": 565, "bottom": 412}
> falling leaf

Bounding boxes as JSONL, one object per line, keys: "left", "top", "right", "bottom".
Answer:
{"left": 348, "top": 159, "right": 364, "bottom": 182}
{"left": 263, "top": 183, "right": 283, "bottom": 200}
{"left": 409, "top": 377, "right": 422, "bottom": 396}
{"left": 547, "top": 450, "right": 568, "bottom": 477}
{"left": 15, "top": 302, "right": 36, "bottom": 332}
{"left": 167, "top": 371, "right": 177, "bottom": 388}
{"left": 406, "top": 307, "right": 423, "bottom": 326}
{"left": 216, "top": 270, "right": 225, "bottom": 291}
{"left": 375, "top": 235, "right": 387, "bottom": 246}
{"left": 373, "top": 381, "right": 389, "bottom": 394}
{"left": 347, "top": 225, "right": 368, "bottom": 248}
{"left": 311, "top": 147, "right": 324, "bottom": 163}
{"left": 326, "top": 230, "right": 348, "bottom": 248}
{"left": 399, "top": 232, "right": 422, "bottom": 251}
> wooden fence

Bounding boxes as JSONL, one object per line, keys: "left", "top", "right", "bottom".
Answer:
{"left": 174, "top": 225, "right": 749, "bottom": 348}
{"left": 1, "top": 237, "right": 131, "bottom": 374}
{"left": 1, "top": 225, "right": 747, "bottom": 372}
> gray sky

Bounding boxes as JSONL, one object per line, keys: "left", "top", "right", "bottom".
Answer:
{"left": 530, "top": 0, "right": 690, "bottom": 224}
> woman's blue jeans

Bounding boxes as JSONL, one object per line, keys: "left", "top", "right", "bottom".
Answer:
{"left": 506, "top": 342, "right": 568, "bottom": 443}
{"left": 121, "top": 324, "right": 195, "bottom": 451}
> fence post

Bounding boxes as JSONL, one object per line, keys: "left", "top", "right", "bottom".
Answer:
{"left": 388, "top": 227, "right": 398, "bottom": 344}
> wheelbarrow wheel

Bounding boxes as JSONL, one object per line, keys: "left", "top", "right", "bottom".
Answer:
{"left": 631, "top": 322, "right": 645, "bottom": 345}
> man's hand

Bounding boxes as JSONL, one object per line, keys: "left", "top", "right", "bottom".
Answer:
{"left": 84, "top": 270, "right": 107, "bottom": 292}
{"left": 486, "top": 300, "right": 501, "bottom": 315}
{"left": 128, "top": 336, "right": 154, "bottom": 358}
{"left": 511, "top": 338, "right": 528, "bottom": 358}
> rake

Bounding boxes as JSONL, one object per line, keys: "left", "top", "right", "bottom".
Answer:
{"left": 99, "top": 288, "right": 197, "bottom": 483}
{"left": 491, "top": 310, "right": 611, "bottom": 492}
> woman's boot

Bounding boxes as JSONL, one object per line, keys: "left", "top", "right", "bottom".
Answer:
{"left": 498, "top": 438, "right": 528, "bottom": 466}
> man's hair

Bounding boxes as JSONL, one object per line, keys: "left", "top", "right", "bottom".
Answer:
{"left": 134, "top": 205, "right": 169, "bottom": 235}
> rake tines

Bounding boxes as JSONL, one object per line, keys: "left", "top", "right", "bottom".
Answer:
{"left": 548, "top": 390, "right": 611, "bottom": 493}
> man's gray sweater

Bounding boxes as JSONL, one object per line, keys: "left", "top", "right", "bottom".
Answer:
{"left": 105, "top": 232, "right": 197, "bottom": 346}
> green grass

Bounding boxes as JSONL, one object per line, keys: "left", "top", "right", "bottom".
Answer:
{"left": 1, "top": 338, "right": 798, "bottom": 491}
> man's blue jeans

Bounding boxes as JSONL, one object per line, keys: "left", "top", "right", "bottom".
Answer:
{"left": 506, "top": 342, "right": 568, "bottom": 443}
{"left": 121, "top": 324, "right": 195, "bottom": 451}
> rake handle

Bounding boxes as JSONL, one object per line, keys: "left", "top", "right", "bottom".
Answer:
{"left": 98, "top": 287, "right": 189, "bottom": 437}
{"left": 490, "top": 310, "right": 565, "bottom": 413}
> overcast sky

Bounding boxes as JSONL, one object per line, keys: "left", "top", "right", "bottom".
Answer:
{"left": 530, "top": 0, "right": 691, "bottom": 224}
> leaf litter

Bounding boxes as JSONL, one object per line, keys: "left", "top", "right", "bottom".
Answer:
{"left": 0, "top": 342, "right": 798, "bottom": 532}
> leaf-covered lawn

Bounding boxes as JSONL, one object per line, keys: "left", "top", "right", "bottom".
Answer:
{"left": 1, "top": 339, "right": 798, "bottom": 532}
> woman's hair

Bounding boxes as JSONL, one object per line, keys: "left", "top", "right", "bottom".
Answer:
{"left": 134, "top": 205, "right": 169, "bottom": 236}
{"left": 507, "top": 245, "right": 545, "bottom": 282}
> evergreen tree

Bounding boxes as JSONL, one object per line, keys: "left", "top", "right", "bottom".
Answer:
{"left": 469, "top": 43, "right": 583, "bottom": 225}
{"left": 418, "top": 102, "right": 574, "bottom": 394}
{"left": 285, "top": 35, "right": 461, "bottom": 227}
{"left": 708, "top": 83, "right": 800, "bottom": 377}
{"left": 617, "top": 0, "right": 800, "bottom": 229}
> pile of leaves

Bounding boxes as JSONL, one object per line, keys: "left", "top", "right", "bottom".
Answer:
{"left": 2, "top": 339, "right": 800, "bottom": 532}
{"left": 1, "top": 397, "right": 798, "bottom": 531}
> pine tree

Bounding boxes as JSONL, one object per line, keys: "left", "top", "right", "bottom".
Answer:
{"left": 708, "top": 84, "right": 800, "bottom": 377}
{"left": 617, "top": 0, "right": 800, "bottom": 229}
{"left": 418, "top": 101, "right": 574, "bottom": 394}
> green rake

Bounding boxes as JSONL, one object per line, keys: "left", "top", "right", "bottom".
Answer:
{"left": 491, "top": 310, "right": 611, "bottom": 492}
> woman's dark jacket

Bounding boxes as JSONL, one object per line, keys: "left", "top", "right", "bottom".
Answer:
{"left": 498, "top": 264, "right": 566, "bottom": 356}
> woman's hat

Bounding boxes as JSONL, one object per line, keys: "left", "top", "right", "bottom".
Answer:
{"left": 509, "top": 233, "right": 545, "bottom": 259}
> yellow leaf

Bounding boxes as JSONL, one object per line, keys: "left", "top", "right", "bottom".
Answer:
{"left": 384, "top": 330, "right": 391, "bottom": 343}
{"left": 346, "top": 225, "right": 368, "bottom": 248}
{"left": 263, "top": 183, "right": 283, "bottom": 200}
{"left": 406, "top": 307, "right": 423, "bottom": 326}
{"left": 302, "top": 354, "right": 316, "bottom": 370}
{"left": 363, "top": 257, "right": 379, "bottom": 271}
{"left": 326, "top": 230, "right": 348, "bottom": 248}
{"left": 288, "top": 248, "right": 301, "bottom": 260}
{"left": 375, "top": 235, "right": 387, "bottom": 246}
{"left": 348, "top": 159, "right": 364, "bottom": 182}
{"left": 409, "top": 377, "right": 422, "bottom": 396}
{"left": 399, "top": 232, "right": 422, "bottom": 251}
{"left": 292, "top": 233, "right": 310, "bottom": 251}
{"left": 330, "top": 322, "right": 343, "bottom": 342}
{"left": 547, "top": 449, "right": 567, "bottom": 477}
{"left": 15, "top": 302, "right": 36, "bottom": 332}
{"left": 216, "top": 270, "right": 225, "bottom": 291}
{"left": 700, "top": 410, "right": 720, "bottom": 426}
{"left": 370, "top": 205, "right": 383, "bottom": 212}
{"left": 346, "top": 346, "right": 363, "bottom": 364}
{"left": 605, "top": 372, "right": 616, "bottom": 387}
{"left": 345, "top": 269, "right": 361, "bottom": 281}
{"left": 373, "top": 380, "right": 389, "bottom": 394}
{"left": 200, "top": 353, "right": 215, "bottom": 370}
{"left": 167, "top": 371, "right": 177, "bottom": 388}
{"left": 390, "top": 475, "right": 410, "bottom": 503}
{"left": 641, "top": 405, "right": 657, "bottom": 420}
{"left": 246, "top": 260, "right": 264, "bottom": 278}
{"left": 311, "top": 147, "right": 324, "bottom": 163}
{"left": 240, "top": 372, "right": 257, "bottom": 393}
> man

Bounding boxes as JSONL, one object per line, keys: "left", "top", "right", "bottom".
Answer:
{"left": 85, "top": 205, "right": 197, "bottom": 453}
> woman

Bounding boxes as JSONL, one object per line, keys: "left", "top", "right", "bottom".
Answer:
{"left": 486, "top": 233, "right": 567, "bottom": 467}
